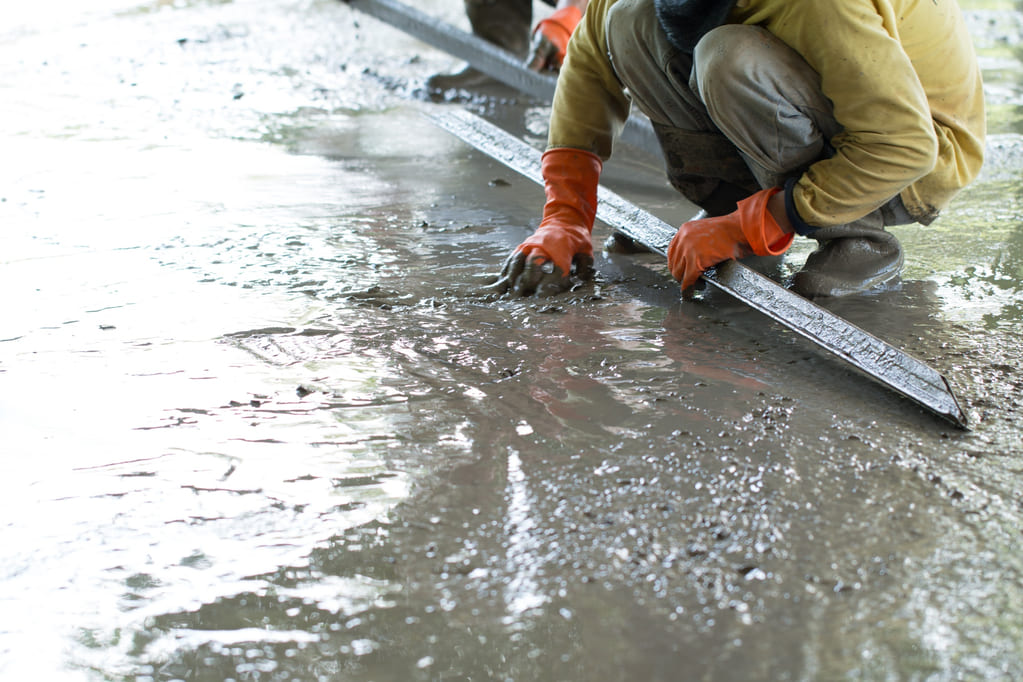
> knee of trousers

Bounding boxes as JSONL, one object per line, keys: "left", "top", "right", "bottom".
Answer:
{"left": 606, "top": 0, "right": 715, "bottom": 131}
{"left": 691, "top": 25, "right": 796, "bottom": 118}
{"left": 465, "top": 0, "right": 532, "bottom": 28}
{"left": 605, "top": 0, "right": 659, "bottom": 58}
{"left": 465, "top": 0, "right": 533, "bottom": 53}
{"left": 606, "top": 0, "right": 672, "bottom": 90}
{"left": 693, "top": 24, "right": 839, "bottom": 180}
{"left": 692, "top": 25, "right": 770, "bottom": 85}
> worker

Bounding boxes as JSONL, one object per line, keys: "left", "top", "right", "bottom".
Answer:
{"left": 428, "top": 0, "right": 590, "bottom": 91}
{"left": 490, "top": 0, "right": 986, "bottom": 299}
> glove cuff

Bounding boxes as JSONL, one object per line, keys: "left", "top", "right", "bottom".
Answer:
{"left": 539, "top": 148, "right": 602, "bottom": 233}
{"left": 532, "top": 6, "right": 584, "bottom": 60}
{"left": 739, "top": 187, "right": 795, "bottom": 256}
{"left": 783, "top": 177, "right": 819, "bottom": 236}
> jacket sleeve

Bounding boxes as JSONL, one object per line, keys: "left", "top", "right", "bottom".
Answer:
{"left": 546, "top": 0, "right": 632, "bottom": 159}
{"left": 763, "top": 0, "right": 983, "bottom": 227}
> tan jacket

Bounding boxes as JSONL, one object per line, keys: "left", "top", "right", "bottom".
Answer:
{"left": 550, "top": 0, "right": 986, "bottom": 226}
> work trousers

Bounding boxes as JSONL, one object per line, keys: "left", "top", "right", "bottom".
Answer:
{"left": 464, "top": 0, "right": 558, "bottom": 56}
{"left": 605, "top": 0, "right": 912, "bottom": 224}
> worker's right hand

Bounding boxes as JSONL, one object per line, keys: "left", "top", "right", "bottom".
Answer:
{"left": 525, "top": 5, "right": 583, "bottom": 72}
{"left": 488, "top": 148, "right": 602, "bottom": 297}
{"left": 668, "top": 187, "right": 794, "bottom": 291}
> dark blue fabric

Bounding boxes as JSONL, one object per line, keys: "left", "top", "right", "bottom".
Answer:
{"left": 784, "top": 177, "right": 818, "bottom": 236}
{"left": 654, "top": 0, "right": 736, "bottom": 54}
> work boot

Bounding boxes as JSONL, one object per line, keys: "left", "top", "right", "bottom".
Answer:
{"left": 426, "top": 0, "right": 532, "bottom": 91}
{"left": 789, "top": 212, "right": 905, "bottom": 298}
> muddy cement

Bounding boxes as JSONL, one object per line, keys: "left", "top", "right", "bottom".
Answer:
{"left": 1, "top": 0, "right": 1022, "bottom": 680}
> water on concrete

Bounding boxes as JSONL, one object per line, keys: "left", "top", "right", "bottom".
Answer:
{"left": 2, "top": 0, "right": 1022, "bottom": 679}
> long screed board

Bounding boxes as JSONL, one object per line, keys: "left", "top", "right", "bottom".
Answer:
{"left": 427, "top": 107, "right": 970, "bottom": 429}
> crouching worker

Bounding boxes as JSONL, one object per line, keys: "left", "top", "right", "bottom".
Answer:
{"left": 490, "top": 0, "right": 985, "bottom": 298}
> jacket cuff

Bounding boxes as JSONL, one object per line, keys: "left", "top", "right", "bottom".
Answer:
{"left": 784, "top": 178, "right": 818, "bottom": 236}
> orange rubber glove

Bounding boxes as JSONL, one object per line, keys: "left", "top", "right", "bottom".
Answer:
{"left": 492, "top": 147, "right": 601, "bottom": 297}
{"left": 525, "top": 5, "right": 584, "bottom": 72}
{"left": 667, "top": 187, "right": 794, "bottom": 290}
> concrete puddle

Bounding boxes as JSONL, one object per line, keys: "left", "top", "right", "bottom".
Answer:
{"left": 2, "top": 0, "right": 1022, "bottom": 679}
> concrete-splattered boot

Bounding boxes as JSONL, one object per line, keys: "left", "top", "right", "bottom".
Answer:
{"left": 427, "top": 0, "right": 532, "bottom": 91}
{"left": 789, "top": 211, "right": 905, "bottom": 298}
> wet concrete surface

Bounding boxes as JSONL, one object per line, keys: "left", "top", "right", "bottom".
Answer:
{"left": 2, "top": 0, "right": 1023, "bottom": 679}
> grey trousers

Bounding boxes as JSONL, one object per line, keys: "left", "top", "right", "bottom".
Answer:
{"left": 464, "top": 0, "right": 559, "bottom": 52}
{"left": 605, "top": 0, "right": 912, "bottom": 225}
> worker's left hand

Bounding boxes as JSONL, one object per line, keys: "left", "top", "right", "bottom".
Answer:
{"left": 668, "top": 188, "right": 795, "bottom": 291}
{"left": 525, "top": 5, "right": 583, "bottom": 72}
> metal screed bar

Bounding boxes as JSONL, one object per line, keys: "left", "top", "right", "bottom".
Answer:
{"left": 342, "top": 0, "right": 660, "bottom": 155}
{"left": 427, "top": 107, "right": 969, "bottom": 429}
